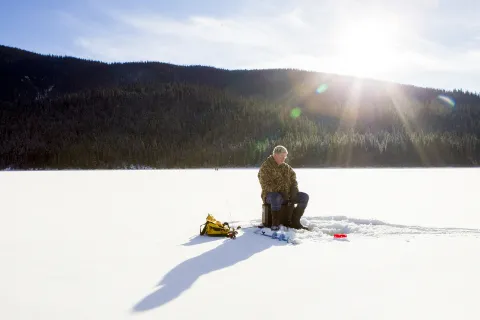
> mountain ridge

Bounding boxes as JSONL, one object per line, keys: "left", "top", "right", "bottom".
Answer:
{"left": 1, "top": 44, "right": 480, "bottom": 169}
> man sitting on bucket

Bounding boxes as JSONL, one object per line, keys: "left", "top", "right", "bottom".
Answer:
{"left": 258, "top": 145, "right": 309, "bottom": 230}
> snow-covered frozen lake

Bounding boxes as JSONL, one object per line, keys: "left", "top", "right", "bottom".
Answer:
{"left": 1, "top": 168, "right": 480, "bottom": 319}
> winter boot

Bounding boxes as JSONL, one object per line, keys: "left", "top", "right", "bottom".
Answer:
{"left": 271, "top": 210, "right": 281, "bottom": 231}
{"left": 281, "top": 203, "right": 294, "bottom": 227}
{"left": 291, "top": 206, "right": 306, "bottom": 229}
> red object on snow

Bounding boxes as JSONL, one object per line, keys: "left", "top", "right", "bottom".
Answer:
{"left": 334, "top": 234, "right": 347, "bottom": 238}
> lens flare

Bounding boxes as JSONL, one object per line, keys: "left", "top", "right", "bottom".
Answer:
{"left": 290, "top": 108, "right": 301, "bottom": 119}
{"left": 437, "top": 95, "right": 455, "bottom": 107}
{"left": 316, "top": 84, "right": 328, "bottom": 94}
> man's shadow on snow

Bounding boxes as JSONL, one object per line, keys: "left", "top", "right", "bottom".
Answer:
{"left": 131, "top": 229, "right": 284, "bottom": 312}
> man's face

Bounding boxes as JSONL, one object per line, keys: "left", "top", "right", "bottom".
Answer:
{"left": 273, "top": 152, "right": 288, "bottom": 164}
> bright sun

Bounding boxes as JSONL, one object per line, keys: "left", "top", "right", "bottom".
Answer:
{"left": 332, "top": 15, "right": 404, "bottom": 78}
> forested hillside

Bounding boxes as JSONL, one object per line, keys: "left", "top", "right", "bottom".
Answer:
{"left": 1, "top": 45, "right": 479, "bottom": 169}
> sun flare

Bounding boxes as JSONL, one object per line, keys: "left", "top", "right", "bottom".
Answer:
{"left": 332, "top": 14, "right": 404, "bottom": 78}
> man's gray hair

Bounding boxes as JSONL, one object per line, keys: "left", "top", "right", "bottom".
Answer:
{"left": 272, "top": 145, "right": 288, "bottom": 155}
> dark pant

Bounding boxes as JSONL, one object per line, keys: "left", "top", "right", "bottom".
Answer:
{"left": 265, "top": 192, "right": 309, "bottom": 211}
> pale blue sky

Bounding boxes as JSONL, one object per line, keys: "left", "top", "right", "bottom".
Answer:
{"left": 1, "top": 0, "right": 479, "bottom": 92}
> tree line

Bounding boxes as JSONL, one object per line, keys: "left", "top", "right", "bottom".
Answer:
{"left": 1, "top": 45, "right": 480, "bottom": 169}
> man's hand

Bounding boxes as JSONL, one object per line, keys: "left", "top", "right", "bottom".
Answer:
{"left": 280, "top": 192, "right": 293, "bottom": 206}
{"left": 289, "top": 187, "right": 298, "bottom": 202}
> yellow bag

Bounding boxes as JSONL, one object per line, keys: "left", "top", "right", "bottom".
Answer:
{"left": 200, "top": 214, "right": 238, "bottom": 238}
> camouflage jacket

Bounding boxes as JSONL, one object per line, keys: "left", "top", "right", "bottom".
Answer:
{"left": 257, "top": 155, "right": 298, "bottom": 201}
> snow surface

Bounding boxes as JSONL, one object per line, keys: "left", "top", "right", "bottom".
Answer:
{"left": 1, "top": 168, "right": 480, "bottom": 320}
